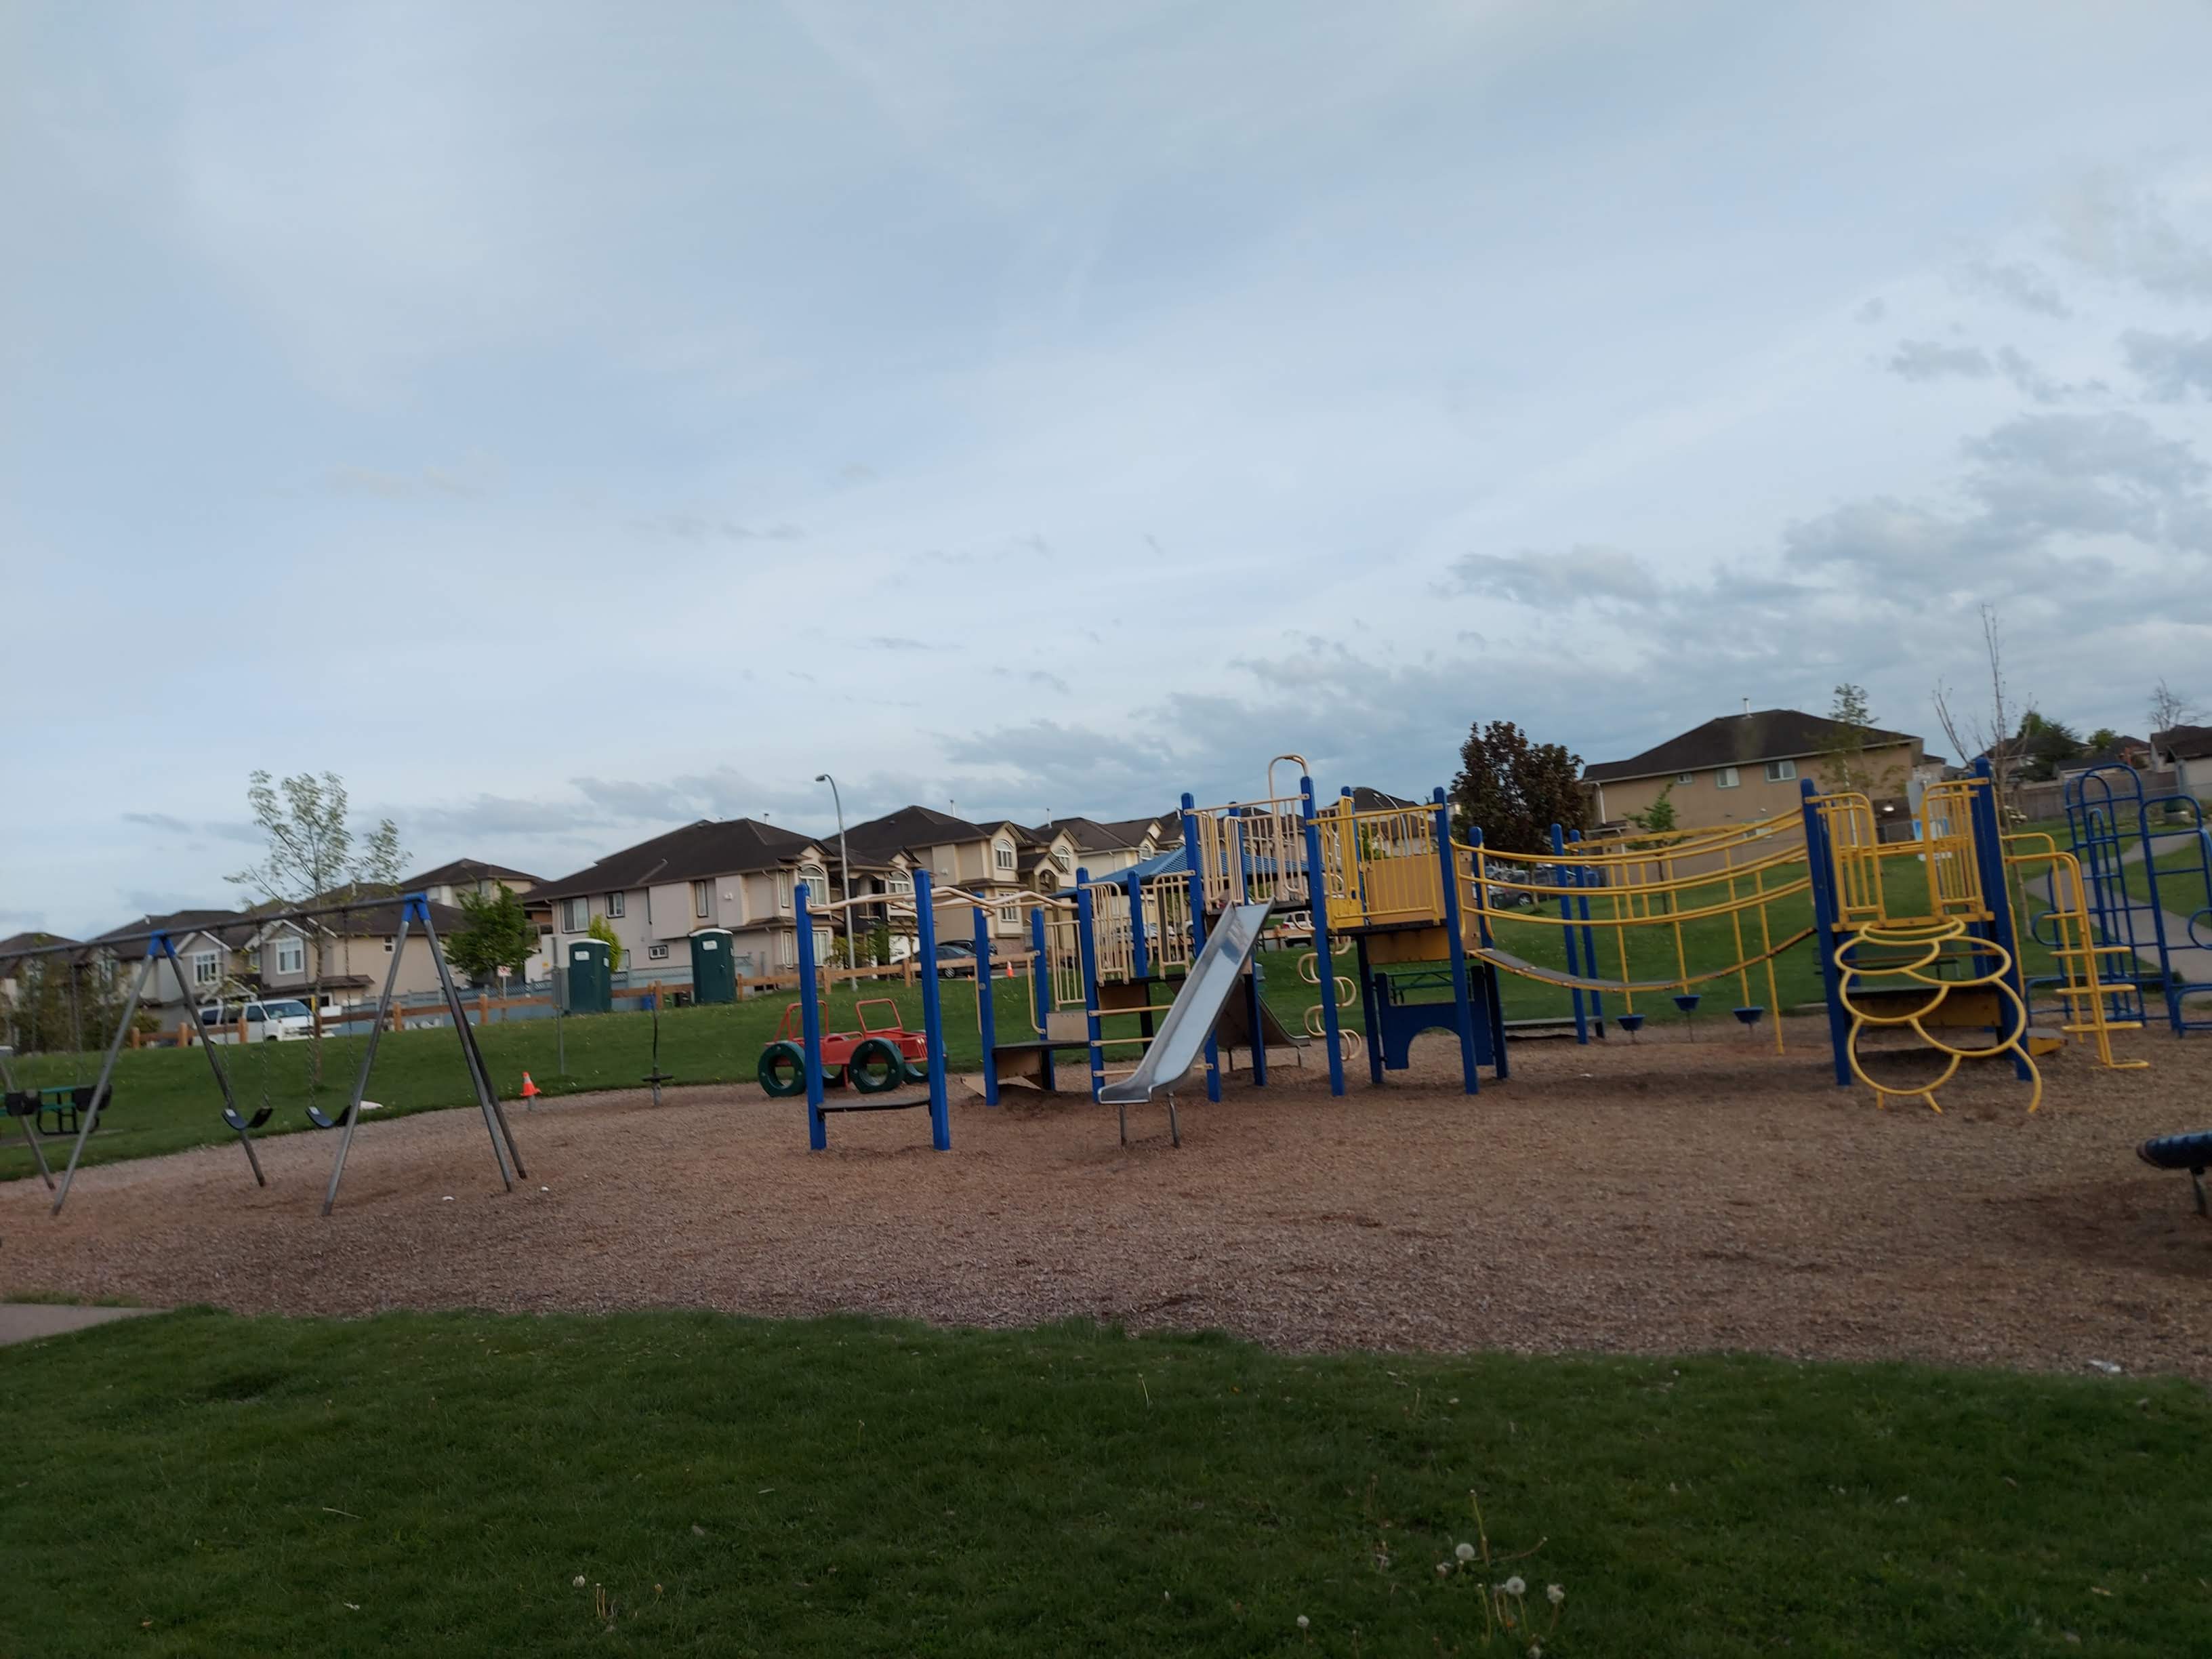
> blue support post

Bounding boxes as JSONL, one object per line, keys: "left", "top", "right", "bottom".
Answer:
{"left": 1176, "top": 800, "right": 1222, "bottom": 1102}
{"left": 973, "top": 901, "right": 1000, "bottom": 1106}
{"left": 1801, "top": 779, "right": 1853, "bottom": 1087}
{"left": 798, "top": 883, "right": 827, "bottom": 1150}
{"left": 1301, "top": 776, "right": 1347, "bottom": 1096}
{"left": 1434, "top": 787, "right": 1481, "bottom": 1094}
{"left": 1969, "top": 758, "right": 2034, "bottom": 1081}
{"left": 1551, "top": 823, "right": 1590, "bottom": 1044}
{"left": 1246, "top": 945, "right": 1269, "bottom": 1087}
{"left": 1028, "top": 906, "right": 1054, "bottom": 1093}
{"left": 1126, "top": 869, "right": 1149, "bottom": 981}
{"left": 914, "top": 869, "right": 951, "bottom": 1149}
{"left": 1076, "top": 878, "right": 1105, "bottom": 1101}
{"left": 1570, "top": 830, "right": 1605, "bottom": 1037}
{"left": 1470, "top": 827, "right": 1509, "bottom": 1080}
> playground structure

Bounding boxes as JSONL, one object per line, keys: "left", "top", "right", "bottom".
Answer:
{"left": 777, "top": 755, "right": 2154, "bottom": 1136}
{"left": 2051, "top": 762, "right": 2212, "bottom": 1038}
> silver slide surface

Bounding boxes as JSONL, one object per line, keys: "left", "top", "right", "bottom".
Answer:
{"left": 1098, "top": 901, "right": 1273, "bottom": 1104}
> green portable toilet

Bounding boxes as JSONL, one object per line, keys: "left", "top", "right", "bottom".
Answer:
{"left": 689, "top": 928, "right": 737, "bottom": 1004}
{"left": 565, "top": 937, "right": 612, "bottom": 1015}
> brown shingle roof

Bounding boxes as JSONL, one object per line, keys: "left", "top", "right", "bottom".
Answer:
{"left": 402, "top": 857, "right": 544, "bottom": 889}
{"left": 1583, "top": 710, "right": 1918, "bottom": 785}
{"left": 2153, "top": 724, "right": 2212, "bottom": 762}
{"left": 529, "top": 819, "right": 828, "bottom": 903}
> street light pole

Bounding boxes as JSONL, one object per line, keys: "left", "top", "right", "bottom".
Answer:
{"left": 815, "top": 773, "right": 857, "bottom": 971}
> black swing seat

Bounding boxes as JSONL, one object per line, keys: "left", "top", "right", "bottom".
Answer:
{"left": 814, "top": 1095, "right": 930, "bottom": 1115}
{"left": 3, "top": 1090, "right": 35, "bottom": 1118}
{"left": 224, "top": 1105, "right": 277, "bottom": 1132}
{"left": 304, "top": 1100, "right": 355, "bottom": 1130}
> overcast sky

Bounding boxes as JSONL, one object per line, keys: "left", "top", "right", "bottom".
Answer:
{"left": 6, "top": 1, "right": 2212, "bottom": 936}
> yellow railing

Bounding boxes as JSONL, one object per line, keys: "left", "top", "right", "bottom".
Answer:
{"left": 2003, "top": 833, "right": 2147, "bottom": 1072}
{"left": 1189, "top": 796, "right": 1310, "bottom": 912}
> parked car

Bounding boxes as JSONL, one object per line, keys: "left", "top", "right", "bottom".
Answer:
{"left": 194, "top": 998, "right": 316, "bottom": 1042}
{"left": 933, "top": 940, "right": 980, "bottom": 979}
{"left": 1486, "top": 884, "right": 1538, "bottom": 911}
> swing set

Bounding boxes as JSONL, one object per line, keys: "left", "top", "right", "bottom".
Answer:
{"left": 15, "top": 893, "right": 527, "bottom": 1218}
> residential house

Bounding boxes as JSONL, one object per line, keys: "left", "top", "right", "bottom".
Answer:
{"left": 2057, "top": 736, "right": 2152, "bottom": 780}
{"left": 79, "top": 910, "right": 263, "bottom": 1021}
{"left": 1583, "top": 709, "right": 1926, "bottom": 832}
{"left": 402, "top": 859, "right": 543, "bottom": 907}
{"left": 527, "top": 817, "right": 866, "bottom": 982}
{"left": 1, "top": 931, "right": 80, "bottom": 1048}
{"left": 1023, "top": 817, "right": 1164, "bottom": 882}
{"left": 241, "top": 899, "right": 471, "bottom": 1010}
{"left": 2151, "top": 725, "right": 2212, "bottom": 800}
{"left": 843, "top": 806, "right": 1040, "bottom": 952}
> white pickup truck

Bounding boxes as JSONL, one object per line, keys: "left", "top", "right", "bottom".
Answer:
{"left": 195, "top": 998, "right": 316, "bottom": 1042}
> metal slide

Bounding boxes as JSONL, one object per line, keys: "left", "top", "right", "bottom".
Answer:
{"left": 1099, "top": 901, "right": 1273, "bottom": 1110}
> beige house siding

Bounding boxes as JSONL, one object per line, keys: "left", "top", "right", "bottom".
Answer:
{"left": 1591, "top": 740, "right": 1922, "bottom": 832}
{"left": 249, "top": 926, "right": 453, "bottom": 1006}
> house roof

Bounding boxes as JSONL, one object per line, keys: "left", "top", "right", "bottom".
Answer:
{"left": 1100, "top": 815, "right": 1166, "bottom": 846}
{"left": 2152, "top": 724, "right": 2212, "bottom": 762}
{"left": 1025, "top": 817, "right": 1145, "bottom": 854}
{"left": 0, "top": 930, "right": 80, "bottom": 970}
{"left": 528, "top": 818, "right": 835, "bottom": 903}
{"left": 85, "top": 909, "right": 262, "bottom": 957}
{"left": 1346, "top": 785, "right": 1424, "bottom": 812}
{"left": 402, "top": 857, "right": 543, "bottom": 890}
{"left": 842, "top": 804, "right": 1009, "bottom": 858}
{"left": 1583, "top": 710, "right": 1919, "bottom": 785}
{"left": 253, "top": 900, "right": 470, "bottom": 940}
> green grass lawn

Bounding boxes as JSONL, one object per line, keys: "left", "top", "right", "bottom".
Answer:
{"left": 1, "top": 1311, "right": 2203, "bottom": 1656}
{"left": 2120, "top": 834, "right": 2212, "bottom": 917}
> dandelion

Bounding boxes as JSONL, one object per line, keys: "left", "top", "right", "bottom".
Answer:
{"left": 1504, "top": 1575, "right": 1526, "bottom": 1597}
{"left": 1436, "top": 1563, "right": 1451, "bottom": 1578}
{"left": 1296, "top": 1614, "right": 1310, "bottom": 1631}
{"left": 1528, "top": 1644, "right": 1543, "bottom": 1658}
{"left": 1547, "top": 1584, "right": 1565, "bottom": 1606}
{"left": 1455, "top": 1542, "right": 1476, "bottom": 1562}
{"left": 571, "top": 1576, "right": 585, "bottom": 1588}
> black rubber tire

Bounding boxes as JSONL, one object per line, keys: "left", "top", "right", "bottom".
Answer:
{"left": 901, "top": 1058, "right": 930, "bottom": 1084}
{"left": 758, "top": 1041, "right": 807, "bottom": 1098}
{"left": 846, "top": 1038, "right": 905, "bottom": 1094}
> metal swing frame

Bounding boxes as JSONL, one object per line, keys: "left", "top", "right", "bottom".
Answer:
{"left": 47, "top": 894, "right": 526, "bottom": 1218}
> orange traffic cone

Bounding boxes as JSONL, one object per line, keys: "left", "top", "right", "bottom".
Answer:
{"left": 520, "top": 1071, "right": 541, "bottom": 1101}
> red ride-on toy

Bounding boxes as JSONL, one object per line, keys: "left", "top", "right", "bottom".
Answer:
{"left": 758, "top": 998, "right": 930, "bottom": 1098}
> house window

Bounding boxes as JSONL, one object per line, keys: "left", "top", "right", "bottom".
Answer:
{"left": 1052, "top": 847, "right": 1071, "bottom": 872}
{"left": 1765, "top": 759, "right": 1797, "bottom": 783}
{"left": 562, "top": 898, "right": 589, "bottom": 933}
{"left": 606, "top": 891, "right": 626, "bottom": 919}
{"left": 800, "top": 863, "right": 827, "bottom": 907}
{"left": 693, "top": 880, "right": 710, "bottom": 920}
{"left": 994, "top": 839, "right": 1015, "bottom": 872}
{"left": 648, "top": 943, "right": 670, "bottom": 961}
{"left": 276, "top": 937, "right": 305, "bottom": 976}
{"left": 814, "top": 928, "right": 831, "bottom": 962}
{"left": 1676, "top": 773, "right": 1695, "bottom": 785}
{"left": 889, "top": 873, "right": 912, "bottom": 895}
{"left": 1715, "top": 766, "right": 1740, "bottom": 790}
{"left": 191, "top": 950, "right": 219, "bottom": 987}
{"left": 998, "top": 905, "right": 1018, "bottom": 928}
{"left": 777, "top": 872, "right": 794, "bottom": 912}
{"left": 776, "top": 931, "right": 795, "bottom": 968}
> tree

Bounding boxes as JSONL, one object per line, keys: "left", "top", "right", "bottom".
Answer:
{"left": 226, "top": 770, "right": 405, "bottom": 1081}
{"left": 587, "top": 914, "right": 626, "bottom": 973}
{"left": 447, "top": 883, "right": 536, "bottom": 987}
{"left": 2150, "top": 678, "right": 2200, "bottom": 737}
{"left": 2086, "top": 726, "right": 2122, "bottom": 754}
{"left": 2011, "top": 709, "right": 2083, "bottom": 782}
{"left": 1623, "top": 782, "right": 1679, "bottom": 835}
{"left": 1449, "top": 720, "right": 1587, "bottom": 855}
{"left": 1817, "top": 682, "right": 1906, "bottom": 798}
{"left": 1931, "top": 604, "right": 2020, "bottom": 802}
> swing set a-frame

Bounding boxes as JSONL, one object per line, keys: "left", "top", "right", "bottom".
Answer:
{"left": 19, "top": 892, "right": 525, "bottom": 1218}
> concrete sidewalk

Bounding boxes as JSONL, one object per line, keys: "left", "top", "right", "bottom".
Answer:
{"left": 0, "top": 1304, "right": 160, "bottom": 1347}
